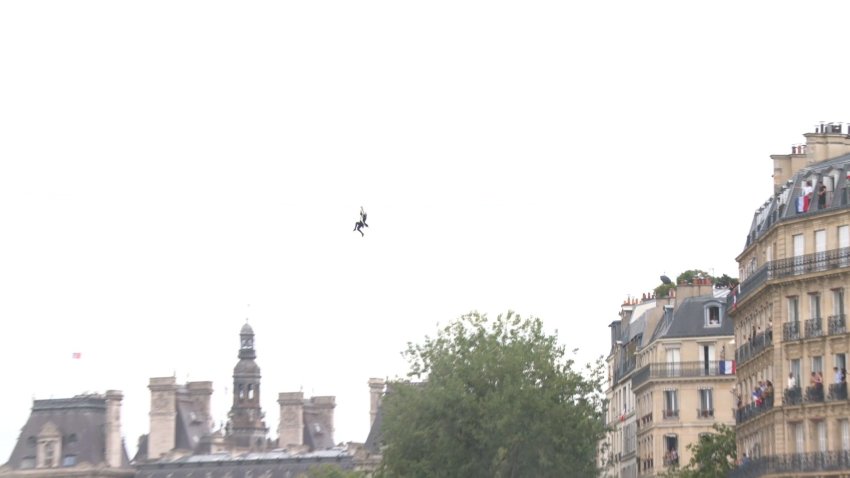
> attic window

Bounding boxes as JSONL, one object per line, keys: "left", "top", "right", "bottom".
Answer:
{"left": 62, "top": 455, "right": 77, "bottom": 467}
{"left": 706, "top": 305, "right": 721, "bottom": 327}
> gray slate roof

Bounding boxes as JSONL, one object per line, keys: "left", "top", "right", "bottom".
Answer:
{"left": 651, "top": 290, "right": 732, "bottom": 341}
{"left": 4, "top": 394, "right": 131, "bottom": 470}
{"left": 747, "top": 152, "right": 850, "bottom": 245}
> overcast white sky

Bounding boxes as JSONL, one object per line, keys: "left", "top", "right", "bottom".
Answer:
{"left": 5, "top": 0, "right": 850, "bottom": 462}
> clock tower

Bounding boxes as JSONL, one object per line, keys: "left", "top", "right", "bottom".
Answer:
{"left": 225, "top": 322, "right": 268, "bottom": 450}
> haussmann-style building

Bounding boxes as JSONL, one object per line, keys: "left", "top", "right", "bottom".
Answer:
{"left": 600, "top": 277, "right": 738, "bottom": 477}
{"left": 730, "top": 123, "right": 850, "bottom": 477}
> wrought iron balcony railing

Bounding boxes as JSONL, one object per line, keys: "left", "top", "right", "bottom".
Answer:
{"left": 631, "top": 360, "right": 733, "bottom": 389}
{"left": 829, "top": 382, "right": 848, "bottom": 401}
{"left": 696, "top": 408, "right": 714, "bottom": 418}
{"left": 806, "top": 385, "right": 825, "bottom": 403}
{"left": 829, "top": 314, "right": 847, "bottom": 334}
{"left": 735, "top": 330, "right": 773, "bottom": 365}
{"left": 783, "top": 321, "right": 801, "bottom": 341}
{"left": 729, "top": 451, "right": 850, "bottom": 478}
{"left": 734, "top": 395, "right": 774, "bottom": 424}
{"left": 805, "top": 317, "right": 824, "bottom": 338}
{"left": 729, "top": 247, "right": 850, "bottom": 312}
{"left": 662, "top": 409, "right": 679, "bottom": 420}
{"left": 784, "top": 386, "right": 802, "bottom": 405}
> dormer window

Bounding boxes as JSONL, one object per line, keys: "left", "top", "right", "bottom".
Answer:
{"left": 42, "top": 442, "right": 55, "bottom": 468}
{"left": 36, "top": 422, "right": 61, "bottom": 469}
{"left": 706, "top": 305, "right": 721, "bottom": 327}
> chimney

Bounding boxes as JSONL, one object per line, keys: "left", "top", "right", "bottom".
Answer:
{"left": 105, "top": 390, "right": 124, "bottom": 468}
{"left": 368, "top": 378, "right": 386, "bottom": 428}
{"left": 277, "top": 392, "right": 304, "bottom": 448}
{"left": 187, "top": 381, "right": 213, "bottom": 428}
{"left": 802, "top": 122, "right": 850, "bottom": 167}
{"left": 148, "top": 377, "right": 178, "bottom": 459}
{"left": 676, "top": 276, "right": 714, "bottom": 300}
{"left": 310, "top": 396, "right": 336, "bottom": 444}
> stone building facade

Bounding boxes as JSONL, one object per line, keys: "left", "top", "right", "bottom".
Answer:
{"left": 730, "top": 124, "right": 850, "bottom": 477}
{"left": 600, "top": 279, "right": 737, "bottom": 477}
{"left": 134, "top": 323, "right": 355, "bottom": 477}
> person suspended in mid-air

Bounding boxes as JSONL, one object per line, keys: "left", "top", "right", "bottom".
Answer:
{"left": 353, "top": 206, "right": 369, "bottom": 237}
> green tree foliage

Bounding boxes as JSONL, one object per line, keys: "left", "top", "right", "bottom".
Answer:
{"left": 377, "top": 311, "right": 607, "bottom": 478}
{"left": 713, "top": 274, "right": 740, "bottom": 289}
{"left": 653, "top": 270, "right": 739, "bottom": 299}
{"left": 676, "top": 269, "right": 711, "bottom": 285}
{"left": 669, "top": 424, "right": 737, "bottom": 478}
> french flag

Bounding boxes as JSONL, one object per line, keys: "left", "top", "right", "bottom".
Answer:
{"left": 719, "top": 360, "right": 736, "bottom": 375}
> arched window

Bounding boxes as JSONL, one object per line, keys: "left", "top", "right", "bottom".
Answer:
{"left": 248, "top": 384, "right": 254, "bottom": 400}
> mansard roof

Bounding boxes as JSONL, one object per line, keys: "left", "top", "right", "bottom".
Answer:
{"left": 746, "top": 152, "right": 850, "bottom": 248}
{"left": 650, "top": 289, "right": 733, "bottom": 341}
{"left": 4, "top": 394, "right": 131, "bottom": 470}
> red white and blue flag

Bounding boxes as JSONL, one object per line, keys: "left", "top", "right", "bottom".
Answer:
{"left": 719, "top": 360, "right": 736, "bottom": 375}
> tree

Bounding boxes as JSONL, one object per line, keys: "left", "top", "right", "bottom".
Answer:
{"left": 377, "top": 311, "right": 607, "bottom": 478}
{"left": 673, "top": 424, "right": 737, "bottom": 478}
{"left": 676, "top": 269, "right": 711, "bottom": 285}
{"left": 713, "top": 274, "right": 739, "bottom": 289}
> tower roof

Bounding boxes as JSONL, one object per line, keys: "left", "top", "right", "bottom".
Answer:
{"left": 240, "top": 322, "right": 254, "bottom": 336}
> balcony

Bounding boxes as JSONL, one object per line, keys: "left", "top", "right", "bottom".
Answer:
{"left": 783, "top": 321, "right": 801, "bottom": 341}
{"left": 805, "top": 385, "right": 825, "bottom": 403}
{"left": 729, "top": 451, "right": 850, "bottom": 478}
{"left": 735, "top": 330, "right": 773, "bottom": 365}
{"left": 829, "top": 314, "right": 847, "bottom": 334}
{"left": 829, "top": 382, "right": 848, "bottom": 401}
{"left": 696, "top": 408, "right": 714, "bottom": 419}
{"left": 728, "top": 247, "right": 850, "bottom": 311}
{"left": 784, "top": 386, "right": 803, "bottom": 405}
{"left": 662, "top": 452, "right": 680, "bottom": 468}
{"left": 805, "top": 317, "right": 824, "bottom": 338}
{"left": 662, "top": 409, "right": 679, "bottom": 420}
{"left": 735, "top": 395, "right": 774, "bottom": 424}
{"left": 637, "top": 412, "right": 652, "bottom": 429}
{"left": 631, "top": 361, "right": 733, "bottom": 389}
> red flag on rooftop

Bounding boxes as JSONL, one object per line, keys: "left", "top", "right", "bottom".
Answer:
{"left": 72, "top": 352, "right": 81, "bottom": 359}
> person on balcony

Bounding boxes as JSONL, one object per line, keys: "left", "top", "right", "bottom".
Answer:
{"left": 802, "top": 180, "right": 814, "bottom": 212}
{"left": 764, "top": 380, "right": 774, "bottom": 406}
{"left": 787, "top": 372, "right": 796, "bottom": 390}
{"left": 835, "top": 366, "right": 843, "bottom": 384}
{"left": 818, "top": 181, "right": 827, "bottom": 209}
